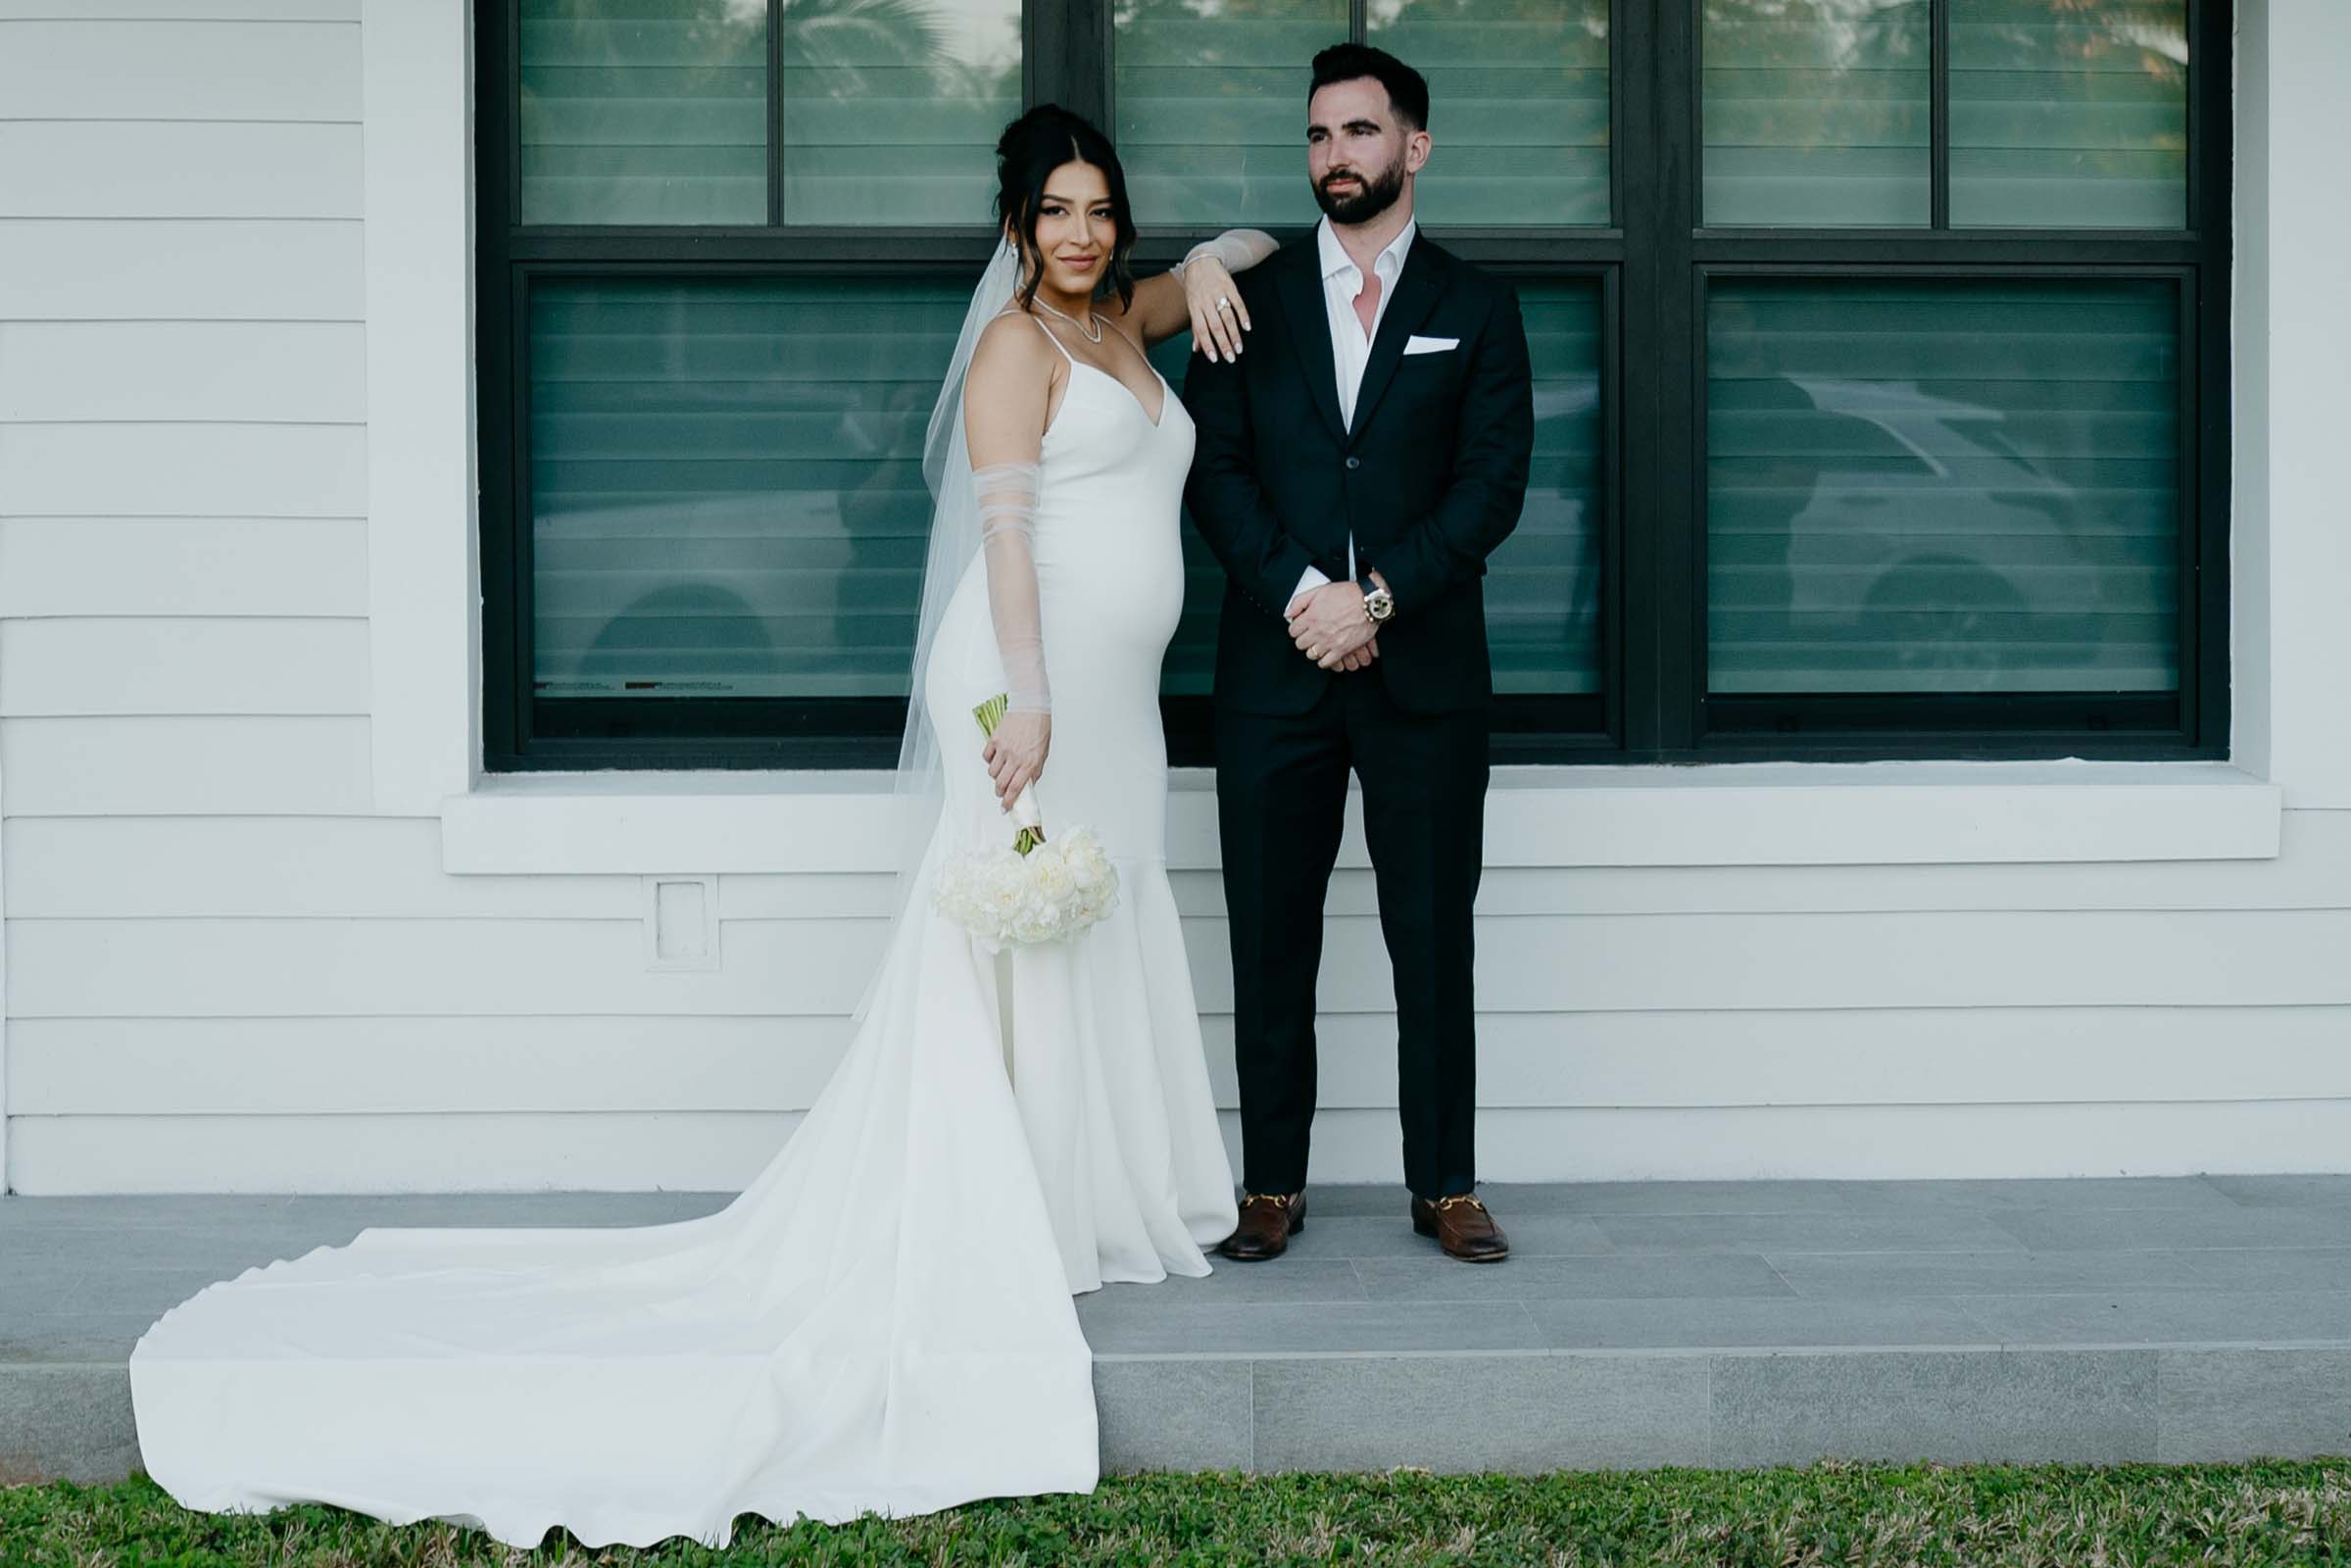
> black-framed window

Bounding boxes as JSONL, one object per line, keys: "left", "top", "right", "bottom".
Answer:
{"left": 477, "top": 0, "right": 2228, "bottom": 771}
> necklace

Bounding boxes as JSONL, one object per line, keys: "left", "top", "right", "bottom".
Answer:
{"left": 1032, "top": 296, "right": 1103, "bottom": 344}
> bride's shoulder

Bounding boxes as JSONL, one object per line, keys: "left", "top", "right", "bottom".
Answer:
{"left": 971, "top": 309, "right": 1058, "bottom": 377}
{"left": 967, "top": 309, "right": 1062, "bottom": 394}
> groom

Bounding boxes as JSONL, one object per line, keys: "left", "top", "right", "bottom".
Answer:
{"left": 1181, "top": 44, "right": 1534, "bottom": 1263}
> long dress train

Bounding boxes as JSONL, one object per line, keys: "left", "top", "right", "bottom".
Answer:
{"left": 126, "top": 313, "right": 1233, "bottom": 1550}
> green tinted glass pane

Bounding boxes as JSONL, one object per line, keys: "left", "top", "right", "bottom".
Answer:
{"left": 1495, "top": 281, "right": 1606, "bottom": 692}
{"left": 1705, "top": 277, "right": 2180, "bottom": 695}
{"left": 782, "top": 0, "right": 1021, "bottom": 222}
{"left": 1368, "top": 0, "right": 1610, "bottom": 226}
{"left": 518, "top": 1, "right": 768, "bottom": 225}
{"left": 527, "top": 277, "right": 970, "bottom": 700}
{"left": 1149, "top": 278, "right": 1603, "bottom": 699}
{"left": 1950, "top": 0, "right": 2188, "bottom": 228}
{"left": 1703, "top": 0, "right": 1930, "bottom": 226}
{"left": 1115, "top": 0, "right": 1346, "bottom": 226}
{"left": 1144, "top": 337, "right": 1225, "bottom": 697}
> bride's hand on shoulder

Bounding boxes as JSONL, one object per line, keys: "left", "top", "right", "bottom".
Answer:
{"left": 984, "top": 709, "right": 1051, "bottom": 809}
{"left": 1179, "top": 258, "right": 1251, "bottom": 364}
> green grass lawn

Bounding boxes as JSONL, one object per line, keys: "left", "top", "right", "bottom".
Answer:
{"left": 7, "top": 1462, "right": 2349, "bottom": 1566}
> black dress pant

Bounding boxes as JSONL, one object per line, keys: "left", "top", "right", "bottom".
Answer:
{"left": 1214, "top": 667, "right": 1489, "bottom": 1201}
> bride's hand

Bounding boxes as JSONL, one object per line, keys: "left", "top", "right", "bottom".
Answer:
{"left": 1180, "top": 257, "right": 1251, "bottom": 364}
{"left": 983, "top": 710, "right": 1051, "bottom": 811}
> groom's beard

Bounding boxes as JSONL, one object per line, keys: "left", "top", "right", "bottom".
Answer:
{"left": 1313, "top": 152, "right": 1406, "bottom": 225}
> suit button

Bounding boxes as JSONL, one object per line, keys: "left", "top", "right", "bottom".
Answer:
{"left": 1345, "top": 456, "right": 1361, "bottom": 469}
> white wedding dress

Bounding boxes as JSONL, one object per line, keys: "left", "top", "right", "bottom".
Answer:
{"left": 127, "top": 306, "right": 1235, "bottom": 1550}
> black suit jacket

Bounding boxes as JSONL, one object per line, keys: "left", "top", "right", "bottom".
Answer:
{"left": 1180, "top": 232, "right": 1535, "bottom": 716}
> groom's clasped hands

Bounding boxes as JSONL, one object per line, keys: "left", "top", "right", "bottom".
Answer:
{"left": 1285, "top": 576, "right": 1386, "bottom": 672}
{"left": 1171, "top": 231, "right": 1383, "bottom": 676}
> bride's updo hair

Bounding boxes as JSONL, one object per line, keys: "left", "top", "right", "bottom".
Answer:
{"left": 994, "top": 104, "right": 1138, "bottom": 315}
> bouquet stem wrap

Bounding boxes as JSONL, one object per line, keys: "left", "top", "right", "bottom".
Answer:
{"left": 932, "top": 694, "right": 1118, "bottom": 951}
{"left": 972, "top": 694, "right": 1046, "bottom": 854}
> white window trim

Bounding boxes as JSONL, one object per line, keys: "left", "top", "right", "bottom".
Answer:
{"left": 367, "top": 0, "right": 2337, "bottom": 882}
{"left": 438, "top": 761, "right": 2281, "bottom": 875}
{"left": 365, "top": 0, "right": 481, "bottom": 817}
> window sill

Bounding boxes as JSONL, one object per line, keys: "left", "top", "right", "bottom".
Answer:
{"left": 438, "top": 760, "right": 2281, "bottom": 874}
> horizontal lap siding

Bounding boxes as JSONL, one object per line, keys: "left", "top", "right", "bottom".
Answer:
{"left": 0, "top": 8, "right": 371, "bottom": 1189}
{"left": 16, "top": 906, "right": 2351, "bottom": 1020}
{"left": 16, "top": 1009, "right": 2351, "bottom": 1116}
{"left": 10, "top": 805, "right": 2351, "bottom": 1189}
{"left": 2, "top": 7, "right": 2337, "bottom": 1194}
{"left": 23, "top": 1102, "right": 2351, "bottom": 1194}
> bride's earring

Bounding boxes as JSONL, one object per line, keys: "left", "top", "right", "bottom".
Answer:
{"left": 1008, "top": 231, "right": 1039, "bottom": 304}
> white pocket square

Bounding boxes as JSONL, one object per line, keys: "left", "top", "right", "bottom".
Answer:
{"left": 1402, "top": 334, "right": 1458, "bottom": 356}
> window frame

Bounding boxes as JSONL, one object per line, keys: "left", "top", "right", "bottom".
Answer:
{"left": 475, "top": 0, "right": 2230, "bottom": 773}
{"left": 1652, "top": 0, "right": 2230, "bottom": 761}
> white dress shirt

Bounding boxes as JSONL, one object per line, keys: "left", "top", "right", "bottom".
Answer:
{"left": 1294, "top": 212, "right": 1417, "bottom": 605}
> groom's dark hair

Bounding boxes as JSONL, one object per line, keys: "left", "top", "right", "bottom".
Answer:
{"left": 1308, "top": 43, "right": 1429, "bottom": 133}
{"left": 993, "top": 105, "right": 1139, "bottom": 314}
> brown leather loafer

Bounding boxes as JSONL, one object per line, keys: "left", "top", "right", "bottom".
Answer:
{"left": 1218, "top": 1190, "right": 1305, "bottom": 1261}
{"left": 1410, "top": 1192, "right": 1509, "bottom": 1262}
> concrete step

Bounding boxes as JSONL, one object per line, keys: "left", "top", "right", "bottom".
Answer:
{"left": 8, "top": 1178, "right": 2351, "bottom": 1489}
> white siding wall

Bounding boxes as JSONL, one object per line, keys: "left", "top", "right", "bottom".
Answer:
{"left": 4, "top": 2, "right": 2346, "bottom": 1194}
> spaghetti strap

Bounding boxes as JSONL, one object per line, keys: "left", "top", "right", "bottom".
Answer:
{"left": 997, "top": 306, "right": 1078, "bottom": 366}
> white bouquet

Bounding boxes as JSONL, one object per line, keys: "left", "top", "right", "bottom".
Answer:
{"left": 932, "top": 695, "right": 1121, "bottom": 951}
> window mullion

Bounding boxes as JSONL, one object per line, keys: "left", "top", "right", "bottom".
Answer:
{"left": 1639, "top": 0, "right": 1699, "bottom": 754}
{"left": 2189, "top": 0, "right": 2230, "bottom": 752}
{"left": 767, "top": 0, "right": 783, "bottom": 225}
{"left": 1930, "top": 0, "right": 1949, "bottom": 228}
{"left": 1032, "top": 0, "right": 1110, "bottom": 129}
{"left": 480, "top": 0, "right": 521, "bottom": 766}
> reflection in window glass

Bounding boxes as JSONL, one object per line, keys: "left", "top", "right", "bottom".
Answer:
{"left": 1145, "top": 334, "right": 1227, "bottom": 698}
{"left": 527, "top": 277, "right": 971, "bottom": 700}
{"left": 1115, "top": 0, "right": 1347, "bottom": 227}
{"left": 519, "top": 0, "right": 769, "bottom": 225}
{"left": 1149, "top": 278, "right": 1604, "bottom": 698}
{"left": 1491, "top": 281, "right": 1605, "bottom": 692}
{"left": 783, "top": 0, "right": 1021, "bottom": 222}
{"left": 1705, "top": 277, "right": 2180, "bottom": 695}
{"left": 1368, "top": 0, "right": 1610, "bottom": 226}
{"left": 1950, "top": 0, "right": 2187, "bottom": 228}
{"left": 518, "top": 0, "right": 1022, "bottom": 227}
{"left": 1702, "top": 0, "right": 1930, "bottom": 227}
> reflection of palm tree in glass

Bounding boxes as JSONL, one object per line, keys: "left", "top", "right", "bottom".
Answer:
{"left": 1112, "top": 0, "right": 1340, "bottom": 227}
{"left": 517, "top": 1, "right": 769, "bottom": 225}
{"left": 783, "top": 0, "right": 945, "bottom": 86}
{"left": 1699, "top": 0, "right": 2186, "bottom": 226}
{"left": 781, "top": 0, "right": 1018, "bottom": 222}
{"left": 1700, "top": 0, "right": 1930, "bottom": 227}
{"left": 1945, "top": 0, "right": 2185, "bottom": 223}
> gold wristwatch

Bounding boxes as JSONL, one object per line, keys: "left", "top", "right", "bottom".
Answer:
{"left": 1359, "top": 572, "right": 1395, "bottom": 624}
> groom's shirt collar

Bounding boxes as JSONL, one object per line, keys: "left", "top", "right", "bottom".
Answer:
{"left": 1315, "top": 213, "right": 1416, "bottom": 293}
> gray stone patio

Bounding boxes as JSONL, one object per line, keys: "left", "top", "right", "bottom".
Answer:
{"left": 6, "top": 1175, "right": 2350, "bottom": 1489}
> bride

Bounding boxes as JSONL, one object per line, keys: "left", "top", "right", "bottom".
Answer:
{"left": 126, "top": 105, "right": 1281, "bottom": 1550}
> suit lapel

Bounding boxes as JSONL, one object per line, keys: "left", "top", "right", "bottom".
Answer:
{"left": 1275, "top": 254, "right": 1347, "bottom": 446}
{"left": 1346, "top": 238, "right": 1445, "bottom": 444}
